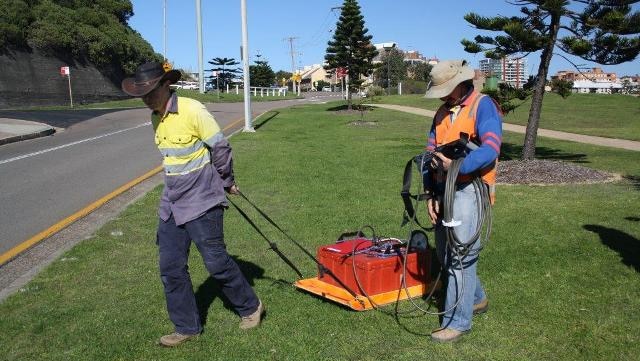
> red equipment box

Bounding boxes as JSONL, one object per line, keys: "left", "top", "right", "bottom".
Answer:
{"left": 317, "top": 238, "right": 431, "bottom": 296}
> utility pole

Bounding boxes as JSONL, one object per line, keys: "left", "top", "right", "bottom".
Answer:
{"left": 241, "top": 0, "right": 254, "bottom": 132}
{"left": 284, "top": 36, "right": 298, "bottom": 92}
{"left": 195, "top": 0, "right": 204, "bottom": 94}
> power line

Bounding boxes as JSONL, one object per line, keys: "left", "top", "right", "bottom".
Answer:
{"left": 298, "top": 9, "right": 335, "bottom": 48}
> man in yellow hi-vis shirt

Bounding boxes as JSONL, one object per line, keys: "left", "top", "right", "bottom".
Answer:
{"left": 122, "top": 62, "right": 263, "bottom": 347}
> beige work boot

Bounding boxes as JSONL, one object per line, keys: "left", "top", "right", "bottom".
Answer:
{"left": 473, "top": 298, "right": 489, "bottom": 315}
{"left": 159, "top": 332, "right": 199, "bottom": 347}
{"left": 431, "top": 328, "right": 467, "bottom": 343}
{"left": 239, "top": 300, "right": 265, "bottom": 330}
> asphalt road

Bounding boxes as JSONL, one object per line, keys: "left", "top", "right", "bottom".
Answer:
{"left": 0, "top": 93, "right": 338, "bottom": 257}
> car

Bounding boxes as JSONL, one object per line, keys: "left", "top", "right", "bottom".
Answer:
{"left": 321, "top": 86, "right": 332, "bottom": 92}
{"left": 172, "top": 81, "right": 199, "bottom": 90}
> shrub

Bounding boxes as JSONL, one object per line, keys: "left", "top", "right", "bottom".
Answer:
{"left": 401, "top": 79, "right": 427, "bottom": 94}
{"left": 366, "top": 85, "right": 385, "bottom": 96}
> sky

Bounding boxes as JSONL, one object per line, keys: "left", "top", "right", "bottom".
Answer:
{"left": 128, "top": 0, "right": 639, "bottom": 78}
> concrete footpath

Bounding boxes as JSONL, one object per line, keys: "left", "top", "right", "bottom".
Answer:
{"left": 0, "top": 118, "right": 55, "bottom": 145}
{"left": 367, "top": 103, "right": 640, "bottom": 152}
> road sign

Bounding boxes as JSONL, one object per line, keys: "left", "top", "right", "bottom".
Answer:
{"left": 162, "top": 62, "right": 172, "bottom": 71}
{"left": 59, "top": 66, "right": 73, "bottom": 107}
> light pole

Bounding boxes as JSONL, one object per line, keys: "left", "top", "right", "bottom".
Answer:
{"left": 195, "top": 0, "right": 204, "bottom": 94}
{"left": 163, "top": 0, "right": 167, "bottom": 61}
{"left": 240, "top": 0, "right": 254, "bottom": 132}
{"left": 382, "top": 43, "right": 395, "bottom": 95}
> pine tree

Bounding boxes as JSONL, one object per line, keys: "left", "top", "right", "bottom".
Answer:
{"left": 250, "top": 59, "right": 275, "bottom": 87}
{"left": 325, "top": 0, "right": 378, "bottom": 110}
{"left": 373, "top": 47, "right": 407, "bottom": 89}
{"left": 462, "top": 1, "right": 640, "bottom": 160}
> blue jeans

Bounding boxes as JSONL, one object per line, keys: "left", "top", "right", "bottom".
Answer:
{"left": 157, "top": 206, "right": 259, "bottom": 335}
{"left": 435, "top": 183, "right": 486, "bottom": 332}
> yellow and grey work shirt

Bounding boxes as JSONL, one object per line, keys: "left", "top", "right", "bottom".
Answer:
{"left": 152, "top": 93, "right": 233, "bottom": 225}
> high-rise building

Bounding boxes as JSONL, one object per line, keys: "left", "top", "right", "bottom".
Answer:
{"left": 479, "top": 57, "right": 528, "bottom": 88}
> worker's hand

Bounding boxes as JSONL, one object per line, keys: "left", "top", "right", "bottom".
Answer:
{"left": 227, "top": 184, "right": 240, "bottom": 195}
{"left": 432, "top": 152, "right": 452, "bottom": 172}
{"left": 426, "top": 197, "right": 441, "bottom": 225}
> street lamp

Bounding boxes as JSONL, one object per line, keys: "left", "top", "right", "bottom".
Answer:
{"left": 382, "top": 43, "right": 396, "bottom": 95}
{"left": 240, "top": 0, "right": 254, "bottom": 132}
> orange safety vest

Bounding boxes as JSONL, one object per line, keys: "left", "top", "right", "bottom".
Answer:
{"left": 433, "top": 90, "right": 498, "bottom": 203}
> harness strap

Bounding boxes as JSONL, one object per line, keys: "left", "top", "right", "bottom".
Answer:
{"left": 400, "top": 157, "right": 432, "bottom": 230}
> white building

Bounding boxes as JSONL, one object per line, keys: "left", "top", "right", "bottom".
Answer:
{"left": 479, "top": 57, "right": 528, "bottom": 88}
{"left": 572, "top": 80, "right": 622, "bottom": 94}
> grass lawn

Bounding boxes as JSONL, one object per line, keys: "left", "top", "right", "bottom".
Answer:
{"left": 371, "top": 93, "right": 640, "bottom": 141}
{"left": 1, "top": 103, "right": 639, "bottom": 360}
{"left": 7, "top": 89, "right": 301, "bottom": 111}
{"left": 368, "top": 94, "right": 443, "bottom": 110}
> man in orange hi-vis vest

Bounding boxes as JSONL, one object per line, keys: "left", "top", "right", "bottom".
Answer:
{"left": 423, "top": 60, "right": 502, "bottom": 343}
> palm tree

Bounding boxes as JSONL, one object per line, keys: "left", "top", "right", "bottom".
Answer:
{"left": 207, "top": 57, "right": 241, "bottom": 92}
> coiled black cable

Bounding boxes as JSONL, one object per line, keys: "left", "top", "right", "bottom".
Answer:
{"left": 442, "top": 158, "right": 492, "bottom": 259}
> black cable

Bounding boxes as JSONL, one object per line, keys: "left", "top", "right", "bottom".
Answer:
{"left": 229, "top": 199, "right": 303, "bottom": 278}
{"left": 398, "top": 152, "right": 493, "bottom": 316}
{"left": 234, "top": 191, "right": 362, "bottom": 301}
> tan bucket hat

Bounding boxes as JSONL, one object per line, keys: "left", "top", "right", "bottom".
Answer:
{"left": 121, "top": 62, "right": 181, "bottom": 97}
{"left": 425, "top": 60, "right": 475, "bottom": 98}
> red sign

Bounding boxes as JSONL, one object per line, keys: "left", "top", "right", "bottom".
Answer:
{"left": 336, "top": 67, "right": 348, "bottom": 78}
{"left": 60, "top": 66, "right": 70, "bottom": 76}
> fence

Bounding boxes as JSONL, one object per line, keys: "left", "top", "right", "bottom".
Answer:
{"left": 248, "top": 86, "right": 288, "bottom": 97}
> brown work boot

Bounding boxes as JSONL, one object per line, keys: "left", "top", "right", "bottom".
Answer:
{"left": 239, "top": 300, "right": 265, "bottom": 330}
{"left": 431, "top": 328, "right": 467, "bottom": 343}
{"left": 473, "top": 298, "right": 489, "bottom": 315}
{"left": 158, "top": 332, "right": 199, "bottom": 347}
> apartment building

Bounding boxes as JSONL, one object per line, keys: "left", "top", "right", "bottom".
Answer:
{"left": 553, "top": 68, "right": 617, "bottom": 82}
{"left": 479, "top": 57, "right": 529, "bottom": 88}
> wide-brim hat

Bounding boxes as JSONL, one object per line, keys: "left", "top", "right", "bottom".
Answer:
{"left": 425, "top": 60, "right": 475, "bottom": 98}
{"left": 121, "top": 62, "right": 181, "bottom": 97}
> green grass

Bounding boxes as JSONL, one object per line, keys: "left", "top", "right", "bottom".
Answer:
{"left": 368, "top": 94, "right": 442, "bottom": 110}
{"left": 6, "top": 89, "right": 301, "bottom": 111}
{"left": 371, "top": 93, "right": 640, "bottom": 141}
{"left": 1, "top": 103, "right": 639, "bottom": 360}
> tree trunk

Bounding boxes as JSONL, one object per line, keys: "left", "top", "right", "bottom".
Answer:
{"left": 346, "top": 73, "right": 352, "bottom": 110}
{"left": 522, "top": 13, "right": 561, "bottom": 160}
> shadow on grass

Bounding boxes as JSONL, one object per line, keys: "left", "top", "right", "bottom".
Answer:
{"left": 254, "top": 111, "right": 279, "bottom": 130}
{"left": 584, "top": 224, "right": 640, "bottom": 273}
{"left": 194, "top": 256, "right": 265, "bottom": 326}
{"left": 623, "top": 175, "right": 640, "bottom": 192}
{"left": 500, "top": 142, "right": 588, "bottom": 163}
{"left": 325, "top": 104, "right": 375, "bottom": 112}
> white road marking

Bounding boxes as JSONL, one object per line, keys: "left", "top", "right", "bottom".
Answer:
{"left": 0, "top": 122, "right": 151, "bottom": 165}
